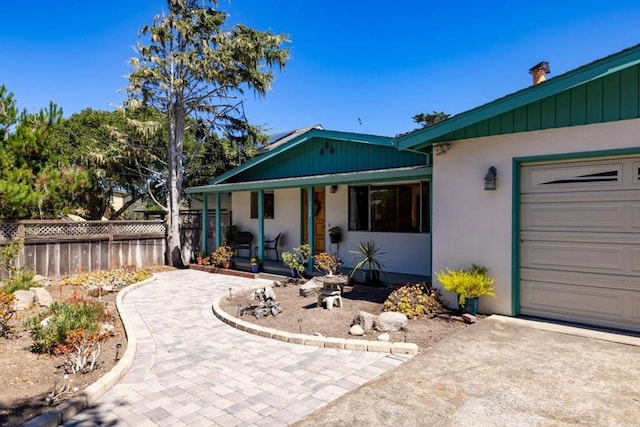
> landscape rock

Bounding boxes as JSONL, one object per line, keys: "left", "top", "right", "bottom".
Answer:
{"left": 101, "top": 322, "right": 115, "bottom": 335}
{"left": 13, "top": 290, "right": 35, "bottom": 311}
{"left": 351, "top": 311, "right": 377, "bottom": 332}
{"left": 377, "top": 333, "right": 390, "bottom": 341}
{"left": 374, "top": 312, "right": 409, "bottom": 332}
{"left": 349, "top": 325, "right": 365, "bottom": 336}
{"left": 33, "top": 274, "right": 48, "bottom": 283}
{"left": 299, "top": 278, "right": 322, "bottom": 297}
{"left": 463, "top": 313, "right": 477, "bottom": 324}
{"left": 31, "top": 287, "right": 53, "bottom": 308}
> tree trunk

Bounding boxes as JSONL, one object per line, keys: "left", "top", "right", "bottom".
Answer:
{"left": 167, "top": 106, "right": 186, "bottom": 268}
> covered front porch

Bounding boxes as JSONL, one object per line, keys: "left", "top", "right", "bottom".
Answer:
{"left": 230, "top": 256, "right": 430, "bottom": 285}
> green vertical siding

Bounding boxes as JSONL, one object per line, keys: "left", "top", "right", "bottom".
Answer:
{"left": 430, "top": 63, "right": 640, "bottom": 144}
{"left": 230, "top": 138, "right": 427, "bottom": 182}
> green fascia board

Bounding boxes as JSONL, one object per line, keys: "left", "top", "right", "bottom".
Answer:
{"left": 187, "top": 165, "right": 431, "bottom": 194}
{"left": 397, "top": 44, "right": 640, "bottom": 151}
{"left": 210, "top": 128, "right": 395, "bottom": 185}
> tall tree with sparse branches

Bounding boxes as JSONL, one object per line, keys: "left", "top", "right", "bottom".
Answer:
{"left": 127, "top": 0, "right": 289, "bottom": 267}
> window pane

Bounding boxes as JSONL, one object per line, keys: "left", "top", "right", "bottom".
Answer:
{"left": 421, "top": 181, "right": 430, "bottom": 233}
{"left": 264, "top": 193, "right": 274, "bottom": 219}
{"left": 250, "top": 191, "right": 274, "bottom": 219}
{"left": 370, "top": 186, "right": 397, "bottom": 232}
{"left": 397, "top": 184, "right": 420, "bottom": 232}
{"left": 250, "top": 192, "right": 258, "bottom": 219}
{"left": 348, "top": 186, "right": 368, "bottom": 231}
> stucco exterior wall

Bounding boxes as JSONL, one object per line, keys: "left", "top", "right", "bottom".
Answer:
{"left": 432, "top": 118, "right": 640, "bottom": 314}
{"left": 231, "top": 189, "right": 302, "bottom": 254}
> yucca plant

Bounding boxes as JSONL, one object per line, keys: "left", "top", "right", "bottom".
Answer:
{"left": 349, "top": 240, "right": 386, "bottom": 285}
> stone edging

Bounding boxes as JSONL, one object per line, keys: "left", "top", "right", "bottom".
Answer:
{"left": 212, "top": 284, "right": 418, "bottom": 355}
{"left": 23, "top": 275, "right": 158, "bottom": 427}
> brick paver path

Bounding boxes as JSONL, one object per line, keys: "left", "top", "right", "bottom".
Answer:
{"left": 64, "top": 270, "right": 412, "bottom": 426}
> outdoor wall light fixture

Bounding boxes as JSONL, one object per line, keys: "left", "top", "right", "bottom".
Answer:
{"left": 484, "top": 166, "right": 497, "bottom": 190}
{"left": 330, "top": 185, "right": 338, "bottom": 193}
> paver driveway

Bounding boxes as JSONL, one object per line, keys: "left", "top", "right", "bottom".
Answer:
{"left": 63, "top": 270, "right": 412, "bottom": 426}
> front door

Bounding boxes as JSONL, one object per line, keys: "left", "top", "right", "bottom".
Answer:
{"left": 303, "top": 188, "right": 325, "bottom": 255}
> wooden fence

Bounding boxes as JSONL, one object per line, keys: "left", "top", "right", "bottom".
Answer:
{"left": 0, "top": 220, "right": 166, "bottom": 279}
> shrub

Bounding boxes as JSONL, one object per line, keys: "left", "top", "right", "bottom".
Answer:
{"left": 0, "top": 291, "right": 16, "bottom": 337}
{"left": 435, "top": 264, "right": 496, "bottom": 305}
{"left": 53, "top": 328, "right": 110, "bottom": 374}
{"left": 1, "top": 269, "right": 38, "bottom": 294}
{"left": 61, "top": 267, "right": 151, "bottom": 291}
{"left": 313, "top": 252, "right": 341, "bottom": 275}
{"left": 282, "top": 244, "right": 310, "bottom": 275}
{"left": 28, "top": 298, "right": 107, "bottom": 354}
{"left": 0, "top": 237, "right": 38, "bottom": 294}
{"left": 383, "top": 283, "right": 446, "bottom": 318}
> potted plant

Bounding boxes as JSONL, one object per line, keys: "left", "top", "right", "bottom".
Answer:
{"left": 224, "top": 224, "right": 240, "bottom": 247}
{"left": 250, "top": 257, "right": 263, "bottom": 273}
{"left": 328, "top": 226, "right": 342, "bottom": 244}
{"left": 281, "top": 244, "right": 310, "bottom": 278}
{"left": 313, "top": 252, "right": 342, "bottom": 276}
{"left": 195, "top": 251, "right": 206, "bottom": 265}
{"left": 435, "top": 264, "right": 496, "bottom": 315}
{"left": 349, "top": 240, "right": 386, "bottom": 285}
{"left": 211, "top": 245, "right": 234, "bottom": 269}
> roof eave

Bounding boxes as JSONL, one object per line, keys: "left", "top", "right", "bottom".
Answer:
{"left": 187, "top": 165, "right": 431, "bottom": 194}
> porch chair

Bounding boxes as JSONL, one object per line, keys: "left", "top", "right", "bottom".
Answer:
{"left": 234, "top": 231, "right": 253, "bottom": 258}
{"left": 256, "top": 233, "right": 282, "bottom": 261}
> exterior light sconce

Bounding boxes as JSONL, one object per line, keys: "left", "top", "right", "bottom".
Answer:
{"left": 484, "top": 166, "right": 497, "bottom": 190}
{"left": 433, "top": 143, "right": 451, "bottom": 156}
{"left": 330, "top": 185, "right": 338, "bottom": 193}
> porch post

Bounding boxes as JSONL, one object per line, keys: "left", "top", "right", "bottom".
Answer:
{"left": 200, "top": 193, "right": 208, "bottom": 255}
{"left": 215, "top": 192, "right": 222, "bottom": 248}
{"left": 306, "top": 186, "right": 314, "bottom": 272}
{"left": 257, "top": 189, "right": 265, "bottom": 260}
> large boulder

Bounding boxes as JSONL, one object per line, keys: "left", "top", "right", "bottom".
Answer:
{"left": 374, "top": 312, "right": 409, "bottom": 332}
{"left": 299, "top": 278, "right": 322, "bottom": 297}
{"left": 31, "top": 287, "right": 53, "bottom": 308}
{"left": 351, "top": 311, "right": 377, "bottom": 332}
{"left": 13, "top": 290, "right": 35, "bottom": 311}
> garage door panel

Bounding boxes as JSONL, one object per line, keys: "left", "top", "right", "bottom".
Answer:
{"left": 521, "top": 202, "right": 630, "bottom": 230}
{"left": 521, "top": 161, "right": 624, "bottom": 193}
{"left": 521, "top": 280, "right": 625, "bottom": 319}
{"left": 521, "top": 267, "right": 639, "bottom": 292}
{"left": 521, "top": 241, "right": 633, "bottom": 274}
{"left": 634, "top": 205, "right": 640, "bottom": 226}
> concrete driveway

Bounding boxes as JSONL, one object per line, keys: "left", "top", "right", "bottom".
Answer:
{"left": 295, "top": 316, "right": 640, "bottom": 427}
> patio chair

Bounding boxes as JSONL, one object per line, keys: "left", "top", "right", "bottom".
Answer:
{"left": 234, "top": 231, "right": 253, "bottom": 258}
{"left": 256, "top": 233, "right": 282, "bottom": 261}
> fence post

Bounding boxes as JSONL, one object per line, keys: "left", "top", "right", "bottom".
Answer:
{"left": 108, "top": 222, "right": 113, "bottom": 271}
{"left": 17, "top": 222, "right": 25, "bottom": 270}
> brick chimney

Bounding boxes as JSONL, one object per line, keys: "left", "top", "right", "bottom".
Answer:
{"left": 529, "top": 61, "right": 550, "bottom": 85}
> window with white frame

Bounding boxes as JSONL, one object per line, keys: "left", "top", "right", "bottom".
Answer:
{"left": 348, "top": 182, "right": 430, "bottom": 233}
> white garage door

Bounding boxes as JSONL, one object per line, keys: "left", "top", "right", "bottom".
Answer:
{"left": 520, "top": 156, "right": 640, "bottom": 332}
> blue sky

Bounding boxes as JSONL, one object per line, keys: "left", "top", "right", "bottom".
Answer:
{"left": 1, "top": 1, "right": 639, "bottom": 137}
